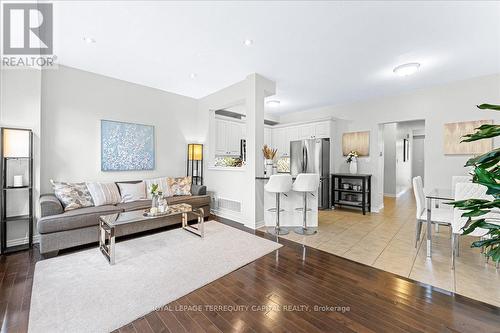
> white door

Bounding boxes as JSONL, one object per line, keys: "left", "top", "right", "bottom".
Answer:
{"left": 412, "top": 135, "right": 425, "bottom": 185}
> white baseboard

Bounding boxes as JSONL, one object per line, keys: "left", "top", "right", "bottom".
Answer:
{"left": 255, "top": 220, "right": 265, "bottom": 229}
{"left": 211, "top": 209, "right": 245, "bottom": 225}
{"left": 7, "top": 234, "right": 40, "bottom": 247}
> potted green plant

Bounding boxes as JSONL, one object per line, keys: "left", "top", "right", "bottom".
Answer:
{"left": 449, "top": 104, "right": 500, "bottom": 265}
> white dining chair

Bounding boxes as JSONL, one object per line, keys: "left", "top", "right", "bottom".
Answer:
{"left": 452, "top": 182, "right": 499, "bottom": 269}
{"left": 412, "top": 176, "right": 453, "bottom": 248}
{"left": 451, "top": 175, "right": 472, "bottom": 196}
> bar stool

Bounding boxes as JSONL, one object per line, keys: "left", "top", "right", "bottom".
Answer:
{"left": 265, "top": 174, "right": 293, "bottom": 236}
{"left": 293, "top": 173, "right": 320, "bottom": 235}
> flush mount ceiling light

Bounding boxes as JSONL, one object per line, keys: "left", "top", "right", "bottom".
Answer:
{"left": 189, "top": 73, "right": 197, "bottom": 79}
{"left": 266, "top": 100, "right": 281, "bottom": 107}
{"left": 243, "top": 39, "right": 254, "bottom": 46}
{"left": 393, "top": 63, "right": 420, "bottom": 76}
{"left": 83, "top": 37, "right": 96, "bottom": 44}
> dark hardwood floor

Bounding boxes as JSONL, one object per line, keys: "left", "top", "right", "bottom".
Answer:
{"left": 1, "top": 217, "right": 499, "bottom": 333}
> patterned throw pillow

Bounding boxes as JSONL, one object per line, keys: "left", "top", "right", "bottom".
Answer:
{"left": 144, "top": 177, "right": 172, "bottom": 198}
{"left": 86, "top": 182, "right": 122, "bottom": 206}
{"left": 50, "top": 180, "right": 94, "bottom": 211}
{"left": 167, "top": 176, "right": 192, "bottom": 196}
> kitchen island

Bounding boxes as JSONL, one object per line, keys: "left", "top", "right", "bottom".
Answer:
{"left": 256, "top": 176, "right": 319, "bottom": 228}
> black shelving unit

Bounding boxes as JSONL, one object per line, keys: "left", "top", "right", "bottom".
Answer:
{"left": 1, "top": 128, "right": 33, "bottom": 254}
{"left": 331, "top": 173, "right": 371, "bottom": 215}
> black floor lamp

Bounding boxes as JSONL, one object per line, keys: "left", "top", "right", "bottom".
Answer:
{"left": 187, "top": 144, "right": 203, "bottom": 185}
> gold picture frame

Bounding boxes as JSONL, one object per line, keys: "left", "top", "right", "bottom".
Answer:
{"left": 342, "top": 131, "right": 370, "bottom": 156}
{"left": 443, "top": 120, "right": 493, "bottom": 155}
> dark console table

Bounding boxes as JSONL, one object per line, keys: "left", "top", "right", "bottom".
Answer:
{"left": 331, "top": 173, "right": 371, "bottom": 215}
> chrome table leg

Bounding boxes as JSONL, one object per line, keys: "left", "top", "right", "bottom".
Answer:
{"left": 426, "top": 197, "right": 432, "bottom": 258}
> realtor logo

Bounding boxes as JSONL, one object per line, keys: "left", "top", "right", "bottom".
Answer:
{"left": 3, "top": 3, "right": 53, "bottom": 55}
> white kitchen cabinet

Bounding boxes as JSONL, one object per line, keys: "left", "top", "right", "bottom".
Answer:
{"left": 215, "top": 118, "right": 244, "bottom": 156}
{"left": 287, "top": 126, "right": 299, "bottom": 142}
{"left": 298, "top": 124, "right": 315, "bottom": 139}
{"left": 227, "top": 122, "right": 242, "bottom": 155}
{"left": 264, "top": 127, "right": 272, "bottom": 147}
{"left": 215, "top": 120, "right": 228, "bottom": 155}
{"left": 269, "top": 120, "right": 332, "bottom": 157}
{"left": 272, "top": 128, "right": 288, "bottom": 157}
{"left": 314, "top": 122, "right": 330, "bottom": 138}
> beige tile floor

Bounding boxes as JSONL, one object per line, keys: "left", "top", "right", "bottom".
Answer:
{"left": 274, "top": 192, "right": 500, "bottom": 307}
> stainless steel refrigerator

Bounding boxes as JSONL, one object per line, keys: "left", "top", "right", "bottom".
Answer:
{"left": 290, "top": 138, "right": 330, "bottom": 209}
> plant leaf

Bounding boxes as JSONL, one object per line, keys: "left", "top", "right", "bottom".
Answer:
{"left": 461, "top": 124, "right": 500, "bottom": 142}
{"left": 477, "top": 104, "right": 500, "bottom": 111}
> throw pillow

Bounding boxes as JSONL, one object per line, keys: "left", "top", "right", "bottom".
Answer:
{"left": 144, "top": 177, "right": 172, "bottom": 198}
{"left": 86, "top": 182, "right": 121, "bottom": 206}
{"left": 117, "top": 182, "right": 147, "bottom": 203}
{"left": 167, "top": 176, "right": 192, "bottom": 196}
{"left": 50, "top": 180, "right": 94, "bottom": 211}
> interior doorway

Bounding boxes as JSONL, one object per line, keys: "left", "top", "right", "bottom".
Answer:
{"left": 382, "top": 120, "right": 425, "bottom": 197}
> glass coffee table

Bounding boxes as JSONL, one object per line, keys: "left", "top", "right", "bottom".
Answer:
{"left": 98, "top": 203, "right": 204, "bottom": 265}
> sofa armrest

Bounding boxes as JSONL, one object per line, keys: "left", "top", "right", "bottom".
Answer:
{"left": 40, "top": 194, "right": 64, "bottom": 217}
{"left": 191, "top": 184, "right": 207, "bottom": 196}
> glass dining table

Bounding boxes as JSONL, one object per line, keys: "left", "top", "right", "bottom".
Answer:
{"left": 425, "top": 188, "right": 453, "bottom": 258}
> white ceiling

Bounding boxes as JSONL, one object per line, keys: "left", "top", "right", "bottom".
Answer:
{"left": 53, "top": 1, "right": 500, "bottom": 114}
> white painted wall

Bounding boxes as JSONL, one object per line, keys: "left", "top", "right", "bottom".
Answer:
{"left": 383, "top": 123, "right": 397, "bottom": 196}
{"left": 197, "top": 74, "right": 275, "bottom": 228}
{"left": 0, "top": 68, "right": 42, "bottom": 246}
{"left": 40, "top": 65, "right": 199, "bottom": 193}
{"left": 279, "top": 74, "right": 500, "bottom": 211}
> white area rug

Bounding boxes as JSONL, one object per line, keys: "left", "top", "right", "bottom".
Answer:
{"left": 28, "top": 221, "right": 281, "bottom": 333}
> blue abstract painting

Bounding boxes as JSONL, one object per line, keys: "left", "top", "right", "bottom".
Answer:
{"left": 101, "top": 120, "right": 155, "bottom": 171}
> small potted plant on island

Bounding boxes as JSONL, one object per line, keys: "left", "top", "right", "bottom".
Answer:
{"left": 346, "top": 150, "right": 359, "bottom": 174}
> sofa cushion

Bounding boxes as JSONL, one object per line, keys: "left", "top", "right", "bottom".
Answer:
{"left": 50, "top": 180, "right": 94, "bottom": 211}
{"left": 116, "top": 200, "right": 152, "bottom": 212}
{"left": 38, "top": 205, "right": 123, "bottom": 234}
{"left": 144, "top": 177, "right": 172, "bottom": 198}
{"left": 117, "top": 181, "right": 147, "bottom": 203}
{"left": 86, "top": 182, "right": 121, "bottom": 206}
{"left": 167, "top": 195, "right": 210, "bottom": 208}
{"left": 167, "top": 176, "right": 192, "bottom": 196}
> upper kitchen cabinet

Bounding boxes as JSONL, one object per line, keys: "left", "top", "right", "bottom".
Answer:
{"left": 264, "top": 126, "right": 272, "bottom": 147}
{"left": 215, "top": 117, "right": 245, "bottom": 156}
{"left": 314, "top": 121, "right": 330, "bottom": 138}
{"left": 269, "top": 119, "right": 332, "bottom": 157}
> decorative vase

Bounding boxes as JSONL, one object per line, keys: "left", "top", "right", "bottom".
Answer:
{"left": 264, "top": 159, "right": 273, "bottom": 177}
{"left": 349, "top": 158, "right": 358, "bottom": 174}
{"left": 151, "top": 194, "right": 159, "bottom": 208}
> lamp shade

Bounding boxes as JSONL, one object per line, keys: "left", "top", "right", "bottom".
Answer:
{"left": 188, "top": 144, "right": 203, "bottom": 161}
{"left": 3, "top": 129, "right": 30, "bottom": 157}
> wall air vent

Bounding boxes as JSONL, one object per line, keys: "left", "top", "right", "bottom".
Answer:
{"left": 217, "top": 197, "right": 242, "bottom": 213}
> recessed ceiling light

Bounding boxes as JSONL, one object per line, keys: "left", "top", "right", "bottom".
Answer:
{"left": 393, "top": 63, "right": 420, "bottom": 76}
{"left": 190, "top": 73, "right": 197, "bottom": 79}
{"left": 83, "top": 37, "right": 96, "bottom": 44}
{"left": 266, "top": 100, "right": 280, "bottom": 107}
{"left": 243, "top": 39, "right": 254, "bottom": 46}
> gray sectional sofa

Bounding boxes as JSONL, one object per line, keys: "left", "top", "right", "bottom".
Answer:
{"left": 38, "top": 183, "right": 209, "bottom": 256}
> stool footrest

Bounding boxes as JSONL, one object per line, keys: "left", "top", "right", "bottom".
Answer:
{"left": 294, "top": 207, "right": 313, "bottom": 212}
{"left": 268, "top": 208, "right": 285, "bottom": 213}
